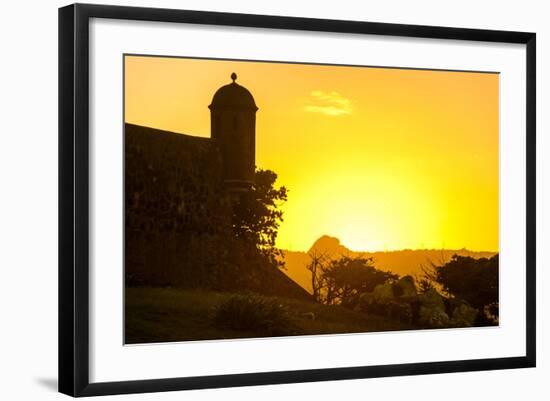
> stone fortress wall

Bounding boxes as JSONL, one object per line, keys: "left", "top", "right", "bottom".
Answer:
{"left": 125, "top": 123, "right": 310, "bottom": 299}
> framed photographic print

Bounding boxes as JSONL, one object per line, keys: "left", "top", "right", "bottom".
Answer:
{"left": 58, "top": 3, "right": 536, "bottom": 397}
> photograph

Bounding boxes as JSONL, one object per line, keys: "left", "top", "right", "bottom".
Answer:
{"left": 124, "top": 55, "right": 500, "bottom": 344}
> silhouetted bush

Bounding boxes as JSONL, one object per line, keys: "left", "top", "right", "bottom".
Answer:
{"left": 213, "top": 294, "right": 296, "bottom": 336}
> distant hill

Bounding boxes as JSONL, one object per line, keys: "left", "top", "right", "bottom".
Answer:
{"left": 281, "top": 235, "right": 497, "bottom": 293}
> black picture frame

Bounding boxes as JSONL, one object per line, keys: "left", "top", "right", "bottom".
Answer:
{"left": 59, "top": 3, "right": 536, "bottom": 397}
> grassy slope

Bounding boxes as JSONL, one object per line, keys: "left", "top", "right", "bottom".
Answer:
{"left": 125, "top": 287, "right": 411, "bottom": 344}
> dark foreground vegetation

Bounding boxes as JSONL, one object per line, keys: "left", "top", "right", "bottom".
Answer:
{"left": 125, "top": 253, "right": 498, "bottom": 344}
{"left": 125, "top": 287, "right": 411, "bottom": 344}
{"left": 304, "top": 252, "right": 499, "bottom": 329}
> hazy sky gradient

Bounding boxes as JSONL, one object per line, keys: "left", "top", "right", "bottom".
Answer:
{"left": 125, "top": 56, "right": 499, "bottom": 252}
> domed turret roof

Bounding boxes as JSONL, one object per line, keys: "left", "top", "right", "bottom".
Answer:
{"left": 209, "top": 73, "right": 258, "bottom": 110}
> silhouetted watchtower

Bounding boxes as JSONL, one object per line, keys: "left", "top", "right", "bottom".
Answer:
{"left": 209, "top": 73, "right": 258, "bottom": 192}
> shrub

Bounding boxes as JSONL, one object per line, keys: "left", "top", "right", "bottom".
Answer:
{"left": 214, "top": 294, "right": 296, "bottom": 336}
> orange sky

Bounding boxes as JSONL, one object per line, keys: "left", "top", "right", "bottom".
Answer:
{"left": 125, "top": 55, "right": 499, "bottom": 252}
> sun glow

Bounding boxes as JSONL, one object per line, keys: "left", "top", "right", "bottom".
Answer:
{"left": 125, "top": 56, "right": 499, "bottom": 253}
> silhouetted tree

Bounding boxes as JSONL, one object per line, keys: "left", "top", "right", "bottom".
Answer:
{"left": 422, "top": 254, "right": 499, "bottom": 322}
{"left": 305, "top": 250, "right": 330, "bottom": 302}
{"left": 306, "top": 254, "right": 398, "bottom": 305}
{"left": 231, "top": 168, "right": 288, "bottom": 269}
{"left": 324, "top": 256, "right": 399, "bottom": 305}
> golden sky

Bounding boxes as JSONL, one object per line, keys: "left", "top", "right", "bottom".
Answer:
{"left": 125, "top": 55, "right": 499, "bottom": 252}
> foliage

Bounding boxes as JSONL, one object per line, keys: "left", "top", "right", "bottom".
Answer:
{"left": 422, "top": 254, "right": 499, "bottom": 323}
{"left": 231, "top": 169, "right": 288, "bottom": 269}
{"left": 306, "top": 254, "right": 398, "bottom": 305}
{"left": 213, "top": 294, "right": 295, "bottom": 336}
{"left": 414, "top": 273, "right": 435, "bottom": 294}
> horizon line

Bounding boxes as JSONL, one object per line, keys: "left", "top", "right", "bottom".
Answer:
{"left": 281, "top": 246, "right": 499, "bottom": 254}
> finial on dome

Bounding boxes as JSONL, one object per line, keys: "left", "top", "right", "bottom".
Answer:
{"left": 231, "top": 72, "right": 237, "bottom": 83}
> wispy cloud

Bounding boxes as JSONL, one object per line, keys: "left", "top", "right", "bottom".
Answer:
{"left": 304, "top": 90, "right": 353, "bottom": 116}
